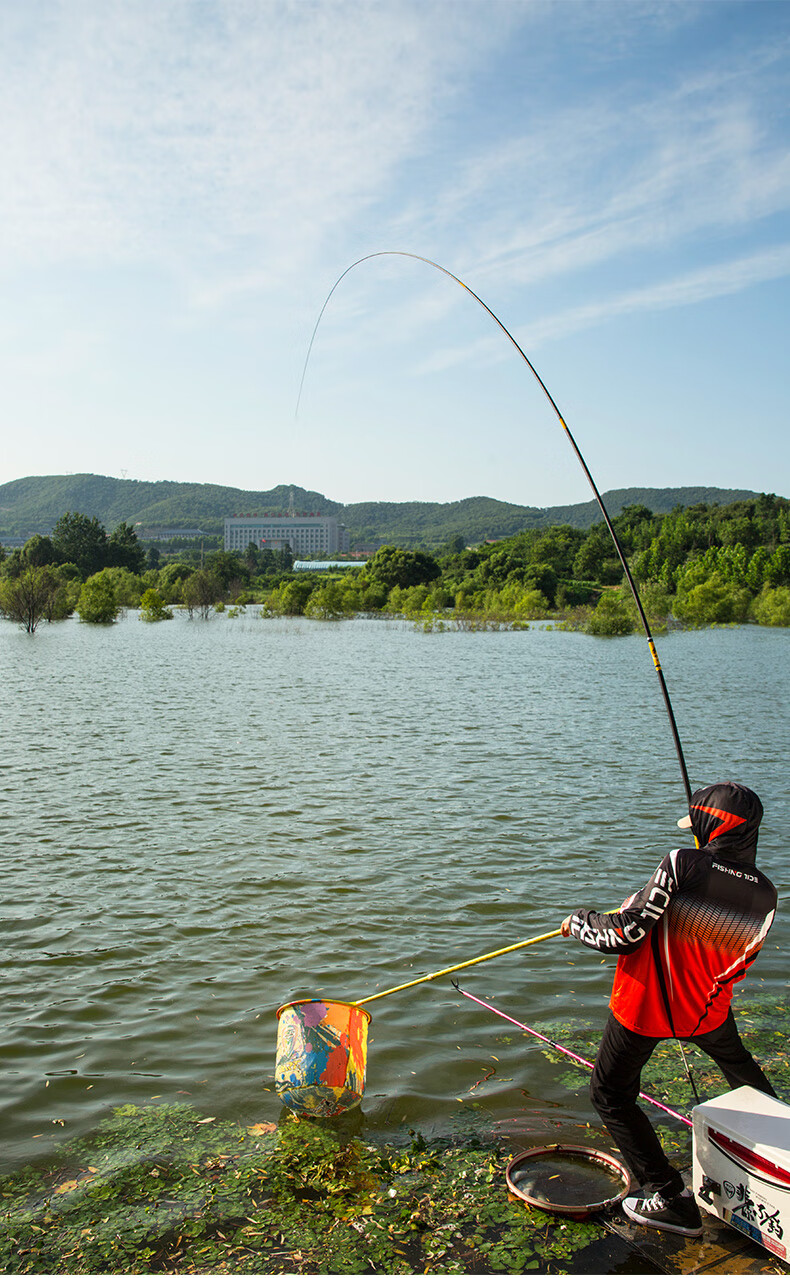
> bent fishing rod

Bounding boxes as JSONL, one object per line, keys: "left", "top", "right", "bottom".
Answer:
{"left": 453, "top": 981, "right": 693, "bottom": 1127}
{"left": 297, "top": 250, "right": 692, "bottom": 804}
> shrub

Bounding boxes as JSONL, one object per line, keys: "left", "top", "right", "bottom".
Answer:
{"left": 673, "top": 572, "right": 751, "bottom": 626}
{"left": 585, "top": 590, "right": 636, "bottom": 636}
{"left": 305, "top": 582, "right": 348, "bottom": 619}
{"left": 423, "top": 584, "right": 454, "bottom": 611}
{"left": 488, "top": 582, "right": 548, "bottom": 618}
{"left": 139, "top": 588, "right": 173, "bottom": 622}
{"left": 77, "top": 570, "right": 119, "bottom": 624}
{"left": 752, "top": 586, "right": 790, "bottom": 627}
{"left": 556, "top": 580, "right": 598, "bottom": 607}
{"left": 637, "top": 580, "right": 673, "bottom": 626}
{"left": 359, "top": 582, "right": 388, "bottom": 611}
{"left": 101, "top": 566, "right": 144, "bottom": 607}
{"left": 385, "top": 584, "right": 430, "bottom": 614}
{"left": 263, "top": 580, "right": 313, "bottom": 616}
{"left": 159, "top": 562, "right": 195, "bottom": 603}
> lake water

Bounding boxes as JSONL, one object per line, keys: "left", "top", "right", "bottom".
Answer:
{"left": 1, "top": 611, "right": 788, "bottom": 1172}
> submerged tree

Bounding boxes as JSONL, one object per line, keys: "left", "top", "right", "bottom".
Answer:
{"left": 264, "top": 578, "right": 313, "bottom": 616}
{"left": 182, "top": 569, "right": 222, "bottom": 619}
{"left": 0, "top": 566, "right": 64, "bottom": 633}
{"left": 752, "top": 586, "right": 790, "bottom": 627}
{"left": 585, "top": 590, "right": 636, "bottom": 636}
{"left": 139, "top": 588, "right": 173, "bottom": 622}
{"left": 77, "top": 570, "right": 120, "bottom": 624}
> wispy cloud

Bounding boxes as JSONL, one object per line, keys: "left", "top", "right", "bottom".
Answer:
{"left": 414, "top": 242, "right": 790, "bottom": 374}
{"left": 1, "top": 1, "right": 787, "bottom": 502}
{"left": 7, "top": 1, "right": 785, "bottom": 326}
{"left": 326, "top": 23, "right": 790, "bottom": 368}
{"left": 0, "top": 0, "right": 512, "bottom": 278}
{"left": 408, "top": 50, "right": 790, "bottom": 293}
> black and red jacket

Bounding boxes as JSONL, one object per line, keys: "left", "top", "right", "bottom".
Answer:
{"left": 568, "top": 784, "right": 777, "bottom": 1038}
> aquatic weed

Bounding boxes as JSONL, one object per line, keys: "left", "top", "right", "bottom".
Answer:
{"left": 0, "top": 1104, "right": 612, "bottom": 1273}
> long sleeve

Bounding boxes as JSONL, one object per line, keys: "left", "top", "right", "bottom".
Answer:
{"left": 568, "top": 846, "right": 777, "bottom": 1037}
{"left": 568, "top": 852, "right": 680, "bottom": 955}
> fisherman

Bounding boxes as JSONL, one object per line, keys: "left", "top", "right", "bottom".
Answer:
{"left": 561, "top": 781, "right": 777, "bottom": 1238}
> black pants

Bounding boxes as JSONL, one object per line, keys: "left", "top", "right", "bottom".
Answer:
{"left": 590, "top": 1010, "right": 776, "bottom": 1199}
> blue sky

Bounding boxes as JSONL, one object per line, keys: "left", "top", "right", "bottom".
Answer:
{"left": 1, "top": 0, "right": 789, "bottom": 507}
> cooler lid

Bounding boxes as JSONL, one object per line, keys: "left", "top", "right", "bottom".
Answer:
{"left": 693, "top": 1086, "right": 790, "bottom": 1162}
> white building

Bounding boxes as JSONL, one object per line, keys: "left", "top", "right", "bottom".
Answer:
{"left": 224, "top": 515, "right": 350, "bottom": 556}
{"left": 293, "top": 560, "right": 365, "bottom": 572}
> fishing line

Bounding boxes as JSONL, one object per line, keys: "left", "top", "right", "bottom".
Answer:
{"left": 296, "top": 250, "right": 692, "bottom": 804}
{"left": 677, "top": 1040, "right": 701, "bottom": 1105}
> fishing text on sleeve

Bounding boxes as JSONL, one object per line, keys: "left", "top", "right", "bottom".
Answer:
{"left": 568, "top": 851, "right": 682, "bottom": 955}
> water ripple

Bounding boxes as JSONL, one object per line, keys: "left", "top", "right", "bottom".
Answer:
{"left": 1, "top": 614, "right": 788, "bottom": 1170}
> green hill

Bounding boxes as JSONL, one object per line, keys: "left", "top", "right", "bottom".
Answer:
{"left": 0, "top": 473, "right": 774, "bottom": 549}
{"left": 0, "top": 476, "right": 340, "bottom": 539}
{"left": 342, "top": 488, "right": 772, "bottom": 546}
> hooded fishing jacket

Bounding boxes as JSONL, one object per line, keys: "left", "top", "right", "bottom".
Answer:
{"left": 568, "top": 784, "right": 777, "bottom": 1038}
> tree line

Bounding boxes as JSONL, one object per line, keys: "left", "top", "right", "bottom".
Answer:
{"left": 3, "top": 496, "right": 790, "bottom": 633}
{"left": 1, "top": 472, "right": 765, "bottom": 547}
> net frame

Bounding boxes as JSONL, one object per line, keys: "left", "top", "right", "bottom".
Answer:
{"left": 505, "top": 1144, "right": 631, "bottom": 1220}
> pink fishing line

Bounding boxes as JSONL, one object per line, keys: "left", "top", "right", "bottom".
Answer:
{"left": 454, "top": 984, "right": 692, "bottom": 1128}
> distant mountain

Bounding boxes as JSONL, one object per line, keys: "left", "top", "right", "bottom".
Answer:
{"left": 0, "top": 475, "right": 340, "bottom": 539}
{"left": 342, "top": 488, "right": 772, "bottom": 546}
{"left": 0, "top": 473, "right": 775, "bottom": 549}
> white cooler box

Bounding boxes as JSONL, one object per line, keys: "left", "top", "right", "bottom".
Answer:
{"left": 693, "top": 1085, "right": 790, "bottom": 1261}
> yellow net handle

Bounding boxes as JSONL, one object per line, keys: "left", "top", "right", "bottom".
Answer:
{"left": 354, "top": 926, "right": 563, "bottom": 1006}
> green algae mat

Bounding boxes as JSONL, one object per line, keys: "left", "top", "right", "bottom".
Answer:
{"left": 0, "top": 1107, "right": 611, "bottom": 1274}
{"left": 2, "top": 997, "right": 788, "bottom": 1275}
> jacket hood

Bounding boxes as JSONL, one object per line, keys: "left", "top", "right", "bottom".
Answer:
{"left": 685, "top": 782, "right": 763, "bottom": 864}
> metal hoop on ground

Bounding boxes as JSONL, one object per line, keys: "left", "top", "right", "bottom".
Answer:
{"left": 506, "top": 1144, "right": 631, "bottom": 1220}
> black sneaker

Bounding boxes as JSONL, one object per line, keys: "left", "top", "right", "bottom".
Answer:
{"left": 622, "top": 1189, "right": 703, "bottom": 1237}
